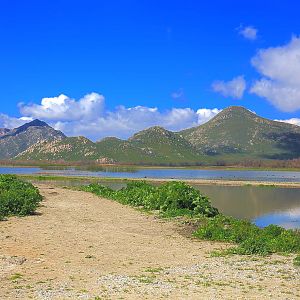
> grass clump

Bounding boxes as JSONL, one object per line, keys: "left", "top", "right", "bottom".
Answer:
{"left": 294, "top": 255, "right": 300, "bottom": 266}
{"left": 81, "top": 181, "right": 219, "bottom": 218}
{"left": 10, "top": 273, "right": 23, "bottom": 281}
{"left": 0, "top": 175, "right": 42, "bottom": 220}
{"left": 194, "top": 215, "right": 300, "bottom": 255}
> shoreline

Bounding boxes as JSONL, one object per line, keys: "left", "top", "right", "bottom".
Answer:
{"left": 1, "top": 163, "right": 300, "bottom": 172}
{"left": 17, "top": 174, "right": 300, "bottom": 188}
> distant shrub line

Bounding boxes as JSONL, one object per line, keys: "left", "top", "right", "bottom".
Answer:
{"left": 0, "top": 175, "right": 42, "bottom": 220}
{"left": 81, "top": 181, "right": 300, "bottom": 262}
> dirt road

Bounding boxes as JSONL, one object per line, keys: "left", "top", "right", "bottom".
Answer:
{"left": 0, "top": 185, "right": 299, "bottom": 299}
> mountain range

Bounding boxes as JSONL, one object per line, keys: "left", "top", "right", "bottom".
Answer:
{"left": 1, "top": 106, "right": 300, "bottom": 165}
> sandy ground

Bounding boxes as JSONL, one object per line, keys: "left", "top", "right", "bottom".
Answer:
{"left": 0, "top": 185, "right": 299, "bottom": 300}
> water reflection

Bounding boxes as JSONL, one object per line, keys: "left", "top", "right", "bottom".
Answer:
{"left": 195, "top": 185, "right": 300, "bottom": 228}
{"left": 254, "top": 208, "right": 300, "bottom": 229}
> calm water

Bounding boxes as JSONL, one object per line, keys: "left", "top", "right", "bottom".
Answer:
{"left": 198, "top": 185, "right": 300, "bottom": 229}
{"left": 1, "top": 166, "right": 300, "bottom": 182}
{"left": 1, "top": 166, "right": 300, "bottom": 229}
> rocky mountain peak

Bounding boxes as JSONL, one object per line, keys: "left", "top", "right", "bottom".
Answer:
{"left": 0, "top": 128, "right": 11, "bottom": 137}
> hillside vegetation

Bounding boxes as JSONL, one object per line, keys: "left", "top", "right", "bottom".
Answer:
{"left": 181, "top": 106, "right": 300, "bottom": 160}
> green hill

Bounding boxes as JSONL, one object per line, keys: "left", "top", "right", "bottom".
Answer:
{"left": 127, "top": 126, "right": 204, "bottom": 163}
{"left": 12, "top": 106, "right": 300, "bottom": 165}
{"left": 95, "top": 126, "right": 205, "bottom": 164}
{"left": 96, "top": 137, "right": 152, "bottom": 163}
{"left": 180, "top": 106, "right": 300, "bottom": 161}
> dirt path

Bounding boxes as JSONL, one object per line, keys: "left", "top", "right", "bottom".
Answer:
{"left": 0, "top": 185, "right": 299, "bottom": 299}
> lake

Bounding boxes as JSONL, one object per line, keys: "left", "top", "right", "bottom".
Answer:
{"left": 1, "top": 166, "right": 300, "bottom": 182}
{"left": 1, "top": 166, "right": 300, "bottom": 229}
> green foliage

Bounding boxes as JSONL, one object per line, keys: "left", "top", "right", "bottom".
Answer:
{"left": 81, "top": 181, "right": 219, "bottom": 217}
{"left": 294, "top": 255, "right": 300, "bottom": 266}
{"left": 159, "top": 208, "right": 196, "bottom": 218}
{"left": 155, "top": 182, "right": 218, "bottom": 217}
{"left": 0, "top": 175, "right": 42, "bottom": 220}
{"left": 82, "top": 183, "right": 115, "bottom": 199}
{"left": 194, "top": 216, "right": 300, "bottom": 256}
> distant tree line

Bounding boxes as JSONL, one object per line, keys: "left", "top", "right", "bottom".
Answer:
{"left": 1, "top": 158, "right": 300, "bottom": 169}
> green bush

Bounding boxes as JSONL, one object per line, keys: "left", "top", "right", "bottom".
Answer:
{"left": 194, "top": 216, "right": 300, "bottom": 255}
{"left": 156, "top": 182, "right": 218, "bottom": 217}
{"left": 0, "top": 175, "right": 42, "bottom": 220}
{"left": 115, "top": 181, "right": 158, "bottom": 208}
{"left": 82, "top": 183, "right": 115, "bottom": 199}
{"left": 81, "top": 181, "right": 219, "bottom": 217}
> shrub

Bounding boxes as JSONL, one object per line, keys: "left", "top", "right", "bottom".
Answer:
{"left": 156, "top": 182, "right": 219, "bottom": 217}
{"left": 0, "top": 175, "right": 42, "bottom": 219}
{"left": 194, "top": 216, "right": 300, "bottom": 255}
{"left": 81, "top": 183, "right": 114, "bottom": 199}
{"left": 115, "top": 181, "right": 158, "bottom": 208}
{"left": 81, "top": 181, "right": 218, "bottom": 217}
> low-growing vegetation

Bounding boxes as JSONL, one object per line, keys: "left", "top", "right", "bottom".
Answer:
{"left": 294, "top": 255, "right": 300, "bottom": 266}
{"left": 81, "top": 181, "right": 300, "bottom": 259}
{"left": 81, "top": 181, "right": 219, "bottom": 217}
{"left": 194, "top": 215, "right": 300, "bottom": 256}
{"left": 0, "top": 175, "right": 42, "bottom": 220}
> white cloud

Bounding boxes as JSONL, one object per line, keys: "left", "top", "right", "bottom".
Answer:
{"left": 250, "top": 36, "right": 300, "bottom": 112}
{"left": 20, "top": 92, "right": 104, "bottom": 121}
{"left": 275, "top": 118, "right": 300, "bottom": 126}
{"left": 238, "top": 25, "right": 258, "bottom": 40}
{"left": 212, "top": 76, "right": 246, "bottom": 99}
{"left": 52, "top": 105, "right": 221, "bottom": 140}
{"left": 196, "top": 108, "right": 221, "bottom": 124}
{"left": 0, "top": 114, "right": 33, "bottom": 129}
{"left": 2, "top": 93, "right": 222, "bottom": 140}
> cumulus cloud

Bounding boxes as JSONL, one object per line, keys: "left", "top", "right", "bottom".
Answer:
{"left": 20, "top": 92, "right": 104, "bottom": 121}
{"left": 51, "top": 104, "right": 221, "bottom": 140}
{"left": 196, "top": 108, "right": 221, "bottom": 124}
{"left": 212, "top": 76, "right": 246, "bottom": 99}
{"left": 238, "top": 25, "right": 258, "bottom": 40}
{"left": 1, "top": 93, "right": 222, "bottom": 140}
{"left": 275, "top": 118, "right": 300, "bottom": 126}
{"left": 250, "top": 36, "right": 300, "bottom": 112}
{"left": 0, "top": 114, "right": 33, "bottom": 129}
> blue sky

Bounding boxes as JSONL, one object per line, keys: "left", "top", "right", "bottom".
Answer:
{"left": 1, "top": 0, "right": 300, "bottom": 140}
